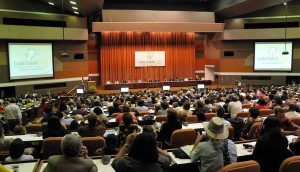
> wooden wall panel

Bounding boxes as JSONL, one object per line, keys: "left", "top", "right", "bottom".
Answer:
{"left": 54, "top": 70, "right": 88, "bottom": 79}
{"left": 219, "top": 66, "right": 253, "bottom": 72}
{"left": 63, "top": 62, "right": 88, "bottom": 71}
{"left": 88, "top": 61, "right": 99, "bottom": 74}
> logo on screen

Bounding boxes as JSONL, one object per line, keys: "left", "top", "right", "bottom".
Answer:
{"left": 268, "top": 47, "right": 277, "bottom": 57}
{"left": 25, "top": 49, "right": 36, "bottom": 60}
{"left": 146, "top": 52, "right": 154, "bottom": 60}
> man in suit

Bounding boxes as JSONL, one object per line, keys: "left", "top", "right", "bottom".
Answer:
{"left": 43, "top": 134, "right": 97, "bottom": 172}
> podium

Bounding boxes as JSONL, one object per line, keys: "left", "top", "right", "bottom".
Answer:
{"left": 87, "top": 81, "right": 96, "bottom": 90}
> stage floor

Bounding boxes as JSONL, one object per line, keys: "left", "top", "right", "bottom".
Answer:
{"left": 95, "top": 84, "right": 236, "bottom": 95}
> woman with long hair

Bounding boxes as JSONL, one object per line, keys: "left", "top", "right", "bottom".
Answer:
{"left": 252, "top": 116, "right": 293, "bottom": 172}
{"left": 112, "top": 132, "right": 171, "bottom": 172}
{"left": 42, "top": 115, "right": 70, "bottom": 139}
{"left": 158, "top": 109, "right": 182, "bottom": 143}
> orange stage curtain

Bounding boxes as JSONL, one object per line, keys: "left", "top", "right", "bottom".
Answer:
{"left": 100, "top": 32, "right": 195, "bottom": 85}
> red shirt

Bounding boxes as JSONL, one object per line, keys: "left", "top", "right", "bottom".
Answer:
{"left": 116, "top": 112, "right": 137, "bottom": 124}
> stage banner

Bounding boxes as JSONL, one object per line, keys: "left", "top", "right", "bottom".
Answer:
{"left": 135, "top": 51, "right": 165, "bottom": 67}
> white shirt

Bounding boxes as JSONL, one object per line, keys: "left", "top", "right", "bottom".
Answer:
{"left": 5, "top": 154, "right": 34, "bottom": 162}
{"left": 228, "top": 101, "right": 242, "bottom": 118}
{"left": 285, "top": 111, "right": 300, "bottom": 118}
{"left": 4, "top": 103, "right": 22, "bottom": 124}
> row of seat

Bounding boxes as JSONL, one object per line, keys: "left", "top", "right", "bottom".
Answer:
{"left": 220, "top": 156, "right": 300, "bottom": 172}
{"left": 41, "top": 136, "right": 106, "bottom": 159}
{"left": 165, "top": 126, "right": 234, "bottom": 148}
{"left": 0, "top": 136, "right": 106, "bottom": 161}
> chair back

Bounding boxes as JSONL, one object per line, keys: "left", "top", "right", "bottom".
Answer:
{"left": 82, "top": 136, "right": 106, "bottom": 156}
{"left": 227, "top": 125, "right": 234, "bottom": 140}
{"left": 111, "top": 113, "right": 119, "bottom": 118}
{"left": 279, "top": 155, "right": 300, "bottom": 172}
{"left": 41, "top": 137, "right": 63, "bottom": 159}
{"left": 248, "top": 122, "right": 262, "bottom": 139}
{"left": 220, "top": 160, "right": 260, "bottom": 172}
{"left": 27, "top": 124, "right": 42, "bottom": 133}
{"left": 204, "top": 113, "right": 216, "bottom": 121}
{"left": 236, "top": 112, "right": 249, "bottom": 118}
{"left": 139, "top": 111, "right": 151, "bottom": 116}
{"left": 259, "top": 109, "right": 274, "bottom": 117}
{"left": 187, "top": 115, "right": 199, "bottom": 123}
{"left": 169, "top": 129, "right": 196, "bottom": 148}
{"left": 148, "top": 107, "right": 155, "bottom": 110}
{"left": 0, "top": 150, "right": 9, "bottom": 161}
{"left": 155, "top": 115, "right": 168, "bottom": 122}
{"left": 242, "top": 104, "right": 252, "bottom": 109}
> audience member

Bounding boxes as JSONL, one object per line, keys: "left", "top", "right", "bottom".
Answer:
{"left": 135, "top": 100, "right": 148, "bottom": 112}
{"left": 95, "top": 134, "right": 119, "bottom": 156}
{"left": 116, "top": 105, "right": 137, "bottom": 125}
{"left": 252, "top": 116, "right": 293, "bottom": 172}
{"left": 142, "top": 125, "right": 172, "bottom": 163}
{"left": 71, "top": 102, "right": 84, "bottom": 115}
{"left": 93, "top": 106, "right": 108, "bottom": 124}
{"left": 157, "top": 101, "right": 169, "bottom": 115}
{"left": 112, "top": 132, "right": 171, "bottom": 172}
{"left": 216, "top": 107, "right": 231, "bottom": 126}
{"left": 285, "top": 103, "right": 300, "bottom": 118}
{"left": 108, "top": 102, "right": 121, "bottom": 116}
{"left": 39, "top": 98, "right": 47, "bottom": 113}
{"left": 69, "top": 119, "right": 80, "bottom": 131}
{"left": 289, "top": 136, "right": 300, "bottom": 155}
{"left": 4, "top": 98, "right": 22, "bottom": 132}
{"left": 43, "top": 134, "right": 97, "bottom": 172}
{"left": 190, "top": 117, "right": 237, "bottom": 171}
{"left": 227, "top": 95, "right": 242, "bottom": 118}
{"left": 42, "top": 116, "right": 70, "bottom": 139}
{"left": 159, "top": 109, "right": 182, "bottom": 143}
{"left": 5, "top": 138, "right": 34, "bottom": 162}
{"left": 78, "top": 113, "right": 106, "bottom": 137}
{"left": 242, "top": 107, "right": 263, "bottom": 138}
{"left": 58, "top": 111, "right": 74, "bottom": 124}
{"left": 192, "top": 100, "right": 209, "bottom": 121}
{"left": 13, "top": 125, "right": 27, "bottom": 135}
{"left": 0, "top": 123, "right": 12, "bottom": 151}
{"left": 118, "top": 112, "right": 138, "bottom": 146}
{"left": 255, "top": 98, "right": 269, "bottom": 110}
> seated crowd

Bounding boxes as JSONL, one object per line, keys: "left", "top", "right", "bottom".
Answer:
{"left": 1, "top": 84, "right": 300, "bottom": 171}
{"left": 105, "top": 75, "right": 205, "bottom": 84}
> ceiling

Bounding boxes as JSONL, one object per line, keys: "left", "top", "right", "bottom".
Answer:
{"left": 0, "top": 0, "right": 299, "bottom": 19}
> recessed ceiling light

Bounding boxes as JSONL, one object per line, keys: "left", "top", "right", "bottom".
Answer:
{"left": 70, "top": 1, "right": 76, "bottom": 5}
{"left": 72, "top": 7, "right": 78, "bottom": 10}
{"left": 48, "top": 2, "right": 54, "bottom": 5}
{"left": 74, "top": 11, "right": 79, "bottom": 14}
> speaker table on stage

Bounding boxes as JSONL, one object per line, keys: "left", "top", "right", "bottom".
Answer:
{"left": 87, "top": 81, "right": 96, "bottom": 90}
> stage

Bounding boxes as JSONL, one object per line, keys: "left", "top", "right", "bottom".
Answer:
{"left": 95, "top": 84, "right": 236, "bottom": 95}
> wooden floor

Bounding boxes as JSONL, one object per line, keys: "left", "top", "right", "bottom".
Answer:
{"left": 95, "top": 84, "right": 236, "bottom": 95}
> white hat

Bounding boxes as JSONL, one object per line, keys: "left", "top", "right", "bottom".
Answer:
{"left": 203, "top": 117, "right": 229, "bottom": 140}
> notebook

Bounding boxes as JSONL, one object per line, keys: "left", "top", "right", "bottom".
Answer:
{"left": 180, "top": 145, "right": 193, "bottom": 158}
